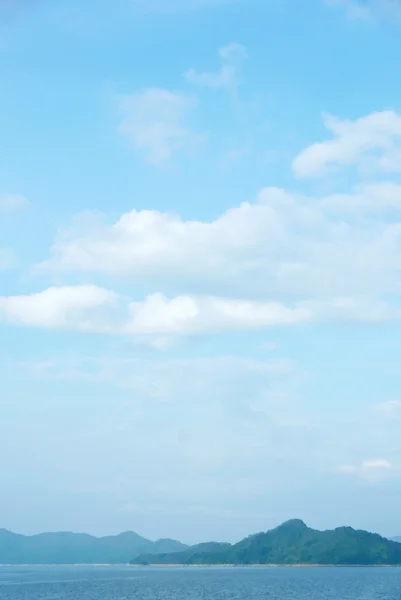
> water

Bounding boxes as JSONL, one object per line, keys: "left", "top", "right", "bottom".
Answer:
{"left": 0, "top": 565, "right": 400, "bottom": 599}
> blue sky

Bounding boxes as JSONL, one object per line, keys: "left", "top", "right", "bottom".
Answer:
{"left": 1, "top": 0, "right": 401, "bottom": 544}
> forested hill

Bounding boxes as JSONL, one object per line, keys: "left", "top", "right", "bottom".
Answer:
{"left": 3, "top": 521, "right": 400, "bottom": 565}
{"left": 130, "top": 542, "right": 232, "bottom": 565}
{"left": 0, "top": 529, "right": 187, "bottom": 564}
{"left": 131, "top": 520, "right": 401, "bottom": 566}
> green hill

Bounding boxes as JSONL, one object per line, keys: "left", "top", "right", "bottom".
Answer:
{"left": 0, "top": 528, "right": 187, "bottom": 564}
{"left": 131, "top": 519, "right": 401, "bottom": 566}
{"left": 130, "top": 541, "right": 231, "bottom": 565}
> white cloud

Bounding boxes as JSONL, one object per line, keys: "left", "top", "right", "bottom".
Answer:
{"left": 4, "top": 284, "right": 401, "bottom": 340}
{"left": 321, "top": 181, "right": 401, "bottom": 212}
{"left": 336, "top": 458, "right": 395, "bottom": 482}
{"left": 39, "top": 180, "right": 401, "bottom": 308}
{"left": 326, "top": 0, "right": 401, "bottom": 21}
{"left": 0, "top": 248, "right": 17, "bottom": 270}
{"left": 185, "top": 43, "right": 247, "bottom": 89}
{"left": 0, "top": 285, "right": 119, "bottom": 331}
{"left": 118, "top": 88, "right": 199, "bottom": 165}
{"left": 0, "top": 285, "right": 310, "bottom": 338}
{"left": 363, "top": 458, "right": 393, "bottom": 470}
{"left": 293, "top": 110, "right": 401, "bottom": 178}
{"left": 0, "top": 194, "right": 28, "bottom": 211}
{"left": 127, "top": 293, "right": 311, "bottom": 334}
{"left": 374, "top": 400, "right": 401, "bottom": 419}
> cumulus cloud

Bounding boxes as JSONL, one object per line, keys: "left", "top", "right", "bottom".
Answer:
{"left": 39, "top": 180, "right": 401, "bottom": 309}
{"left": 127, "top": 293, "right": 311, "bottom": 335}
{"left": 3, "top": 284, "right": 401, "bottom": 341}
{"left": 0, "top": 285, "right": 311, "bottom": 338}
{"left": 293, "top": 110, "right": 401, "bottom": 178}
{"left": 19, "top": 108, "right": 401, "bottom": 338}
{"left": 0, "top": 194, "right": 28, "bottom": 211}
{"left": 185, "top": 43, "right": 247, "bottom": 89}
{"left": 118, "top": 88, "right": 199, "bottom": 165}
{"left": 0, "top": 285, "right": 119, "bottom": 332}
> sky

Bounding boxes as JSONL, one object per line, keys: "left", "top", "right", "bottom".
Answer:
{"left": 1, "top": 0, "right": 401, "bottom": 544}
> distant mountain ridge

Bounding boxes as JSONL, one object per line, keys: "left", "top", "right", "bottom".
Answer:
{"left": 2, "top": 521, "right": 401, "bottom": 565}
{"left": 0, "top": 528, "right": 187, "bottom": 564}
{"left": 131, "top": 519, "right": 401, "bottom": 566}
{"left": 391, "top": 536, "right": 401, "bottom": 543}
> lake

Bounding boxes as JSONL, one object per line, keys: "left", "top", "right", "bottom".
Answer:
{"left": 0, "top": 565, "right": 400, "bottom": 599}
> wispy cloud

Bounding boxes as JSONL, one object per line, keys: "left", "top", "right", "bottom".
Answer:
{"left": 374, "top": 400, "right": 401, "bottom": 419}
{"left": 0, "top": 194, "right": 28, "bottom": 211}
{"left": 326, "top": 0, "right": 401, "bottom": 21}
{"left": 335, "top": 459, "right": 396, "bottom": 483}
{"left": 118, "top": 88, "right": 201, "bottom": 166}
{"left": 185, "top": 43, "right": 247, "bottom": 90}
{"left": 0, "top": 248, "right": 17, "bottom": 270}
{"left": 293, "top": 110, "right": 401, "bottom": 178}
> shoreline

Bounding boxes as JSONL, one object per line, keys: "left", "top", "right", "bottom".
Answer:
{"left": 2, "top": 563, "right": 400, "bottom": 568}
{"left": 132, "top": 563, "right": 401, "bottom": 568}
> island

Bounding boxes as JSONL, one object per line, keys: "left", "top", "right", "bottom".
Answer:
{"left": 130, "top": 519, "right": 401, "bottom": 566}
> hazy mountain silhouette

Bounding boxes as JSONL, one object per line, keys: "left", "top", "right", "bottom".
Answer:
{"left": 0, "top": 528, "right": 187, "bottom": 564}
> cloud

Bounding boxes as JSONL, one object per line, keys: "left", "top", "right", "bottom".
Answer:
{"left": 0, "top": 285, "right": 119, "bottom": 331}
{"left": 0, "top": 248, "right": 17, "bottom": 270}
{"left": 321, "top": 181, "right": 401, "bottom": 212}
{"left": 0, "top": 194, "right": 28, "bottom": 211}
{"left": 336, "top": 459, "right": 395, "bottom": 482}
{"left": 293, "top": 110, "right": 401, "bottom": 178}
{"left": 127, "top": 294, "right": 311, "bottom": 335}
{"left": 21, "top": 352, "right": 316, "bottom": 478}
{"left": 118, "top": 88, "right": 200, "bottom": 165}
{"left": 185, "top": 43, "right": 247, "bottom": 89}
{"left": 17, "top": 351, "right": 318, "bottom": 517}
{"left": 374, "top": 400, "right": 401, "bottom": 418}
{"left": 326, "top": 0, "right": 401, "bottom": 21}
{"left": 0, "top": 285, "right": 311, "bottom": 338}
{"left": 39, "top": 179, "right": 401, "bottom": 309}
{"left": 325, "top": 0, "right": 372, "bottom": 19}
{"left": 4, "top": 284, "right": 401, "bottom": 341}
{"left": 25, "top": 354, "right": 298, "bottom": 405}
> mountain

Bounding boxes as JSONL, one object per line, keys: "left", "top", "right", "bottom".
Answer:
{"left": 129, "top": 542, "right": 231, "bottom": 565}
{"left": 0, "top": 529, "right": 187, "bottom": 564}
{"left": 131, "top": 519, "right": 401, "bottom": 566}
{"left": 391, "top": 537, "right": 401, "bottom": 543}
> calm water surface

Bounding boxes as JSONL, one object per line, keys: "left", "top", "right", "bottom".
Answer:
{"left": 0, "top": 566, "right": 400, "bottom": 599}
